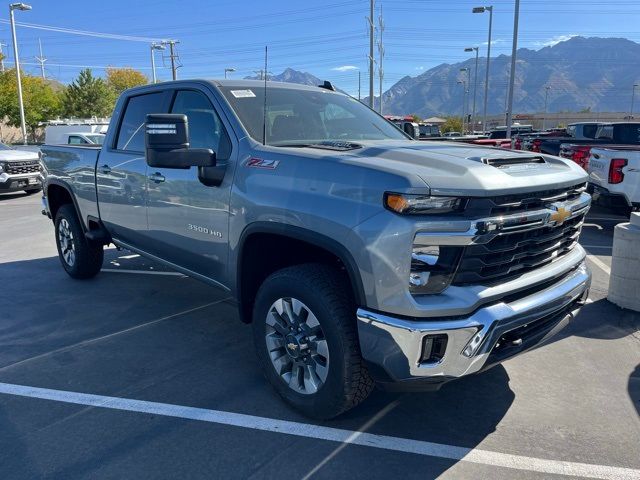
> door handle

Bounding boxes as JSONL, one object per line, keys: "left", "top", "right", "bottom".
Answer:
{"left": 98, "top": 164, "right": 111, "bottom": 174}
{"left": 149, "top": 172, "right": 166, "bottom": 183}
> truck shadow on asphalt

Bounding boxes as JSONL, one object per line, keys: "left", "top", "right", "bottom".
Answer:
{"left": 0, "top": 253, "right": 517, "bottom": 478}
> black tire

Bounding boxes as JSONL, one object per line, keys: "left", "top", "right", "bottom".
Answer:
{"left": 54, "top": 204, "right": 103, "bottom": 279}
{"left": 252, "top": 263, "right": 374, "bottom": 419}
{"left": 24, "top": 187, "right": 41, "bottom": 195}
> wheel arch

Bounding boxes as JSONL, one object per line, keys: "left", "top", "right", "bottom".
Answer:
{"left": 235, "top": 222, "right": 367, "bottom": 324}
{"left": 46, "top": 180, "right": 84, "bottom": 229}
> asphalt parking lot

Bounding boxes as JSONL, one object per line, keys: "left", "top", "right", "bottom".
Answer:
{"left": 0, "top": 191, "right": 639, "bottom": 480}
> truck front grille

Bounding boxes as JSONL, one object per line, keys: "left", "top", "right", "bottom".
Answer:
{"left": 452, "top": 184, "right": 588, "bottom": 285}
{"left": 6, "top": 160, "right": 40, "bottom": 175}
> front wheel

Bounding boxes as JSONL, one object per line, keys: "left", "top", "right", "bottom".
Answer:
{"left": 54, "top": 204, "right": 103, "bottom": 279}
{"left": 252, "top": 264, "right": 374, "bottom": 419}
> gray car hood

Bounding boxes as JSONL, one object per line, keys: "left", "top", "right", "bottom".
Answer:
{"left": 0, "top": 149, "right": 40, "bottom": 162}
{"left": 330, "top": 140, "right": 588, "bottom": 196}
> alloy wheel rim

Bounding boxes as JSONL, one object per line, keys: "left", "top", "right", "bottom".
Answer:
{"left": 58, "top": 218, "right": 76, "bottom": 267}
{"left": 265, "top": 297, "right": 329, "bottom": 395}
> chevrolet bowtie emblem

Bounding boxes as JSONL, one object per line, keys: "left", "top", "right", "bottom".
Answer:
{"left": 550, "top": 206, "right": 571, "bottom": 225}
{"left": 287, "top": 343, "right": 298, "bottom": 351}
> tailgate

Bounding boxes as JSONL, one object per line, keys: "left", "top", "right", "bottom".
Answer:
{"left": 588, "top": 149, "right": 611, "bottom": 185}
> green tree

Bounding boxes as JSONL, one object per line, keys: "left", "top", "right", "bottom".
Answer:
{"left": 441, "top": 116, "right": 463, "bottom": 133}
{"left": 106, "top": 67, "right": 148, "bottom": 95}
{"left": 0, "top": 70, "right": 63, "bottom": 141}
{"left": 410, "top": 114, "right": 422, "bottom": 123}
{"left": 63, "top": 69, "right": 114, "bottom": 118}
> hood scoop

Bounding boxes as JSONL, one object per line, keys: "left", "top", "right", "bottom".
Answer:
{"left": 468, "top": 155, "right": 547, "bottom": 169}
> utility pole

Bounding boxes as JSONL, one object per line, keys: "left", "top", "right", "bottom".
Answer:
{"left": 165, "top": 40, "right": 180, "bottom": 81}
{"left": 358, "top": 70, "right": 361, "bottom": 101}
{"left": 543, "top": 86, "right": 551, "bottom": 130}
{"left": 377, "top": 5, "right": 384, "bottom": 114}
{"left": 368, "top": 0, "right": 375, "bottom": 108}
{"left": 0, "top": 42, "right": 6, "bottom": 72}
{"left": 35, "top": 38, "right": 46, "bottom": 79}
{"left": 505, "top": 0, "right": 520, "bottom": 139}
{"left": 631, "top": 84, "right": 639, "bottom": 118}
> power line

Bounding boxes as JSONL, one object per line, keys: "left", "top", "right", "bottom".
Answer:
{"left": 0, "top": 19, "right": 164, "bottom": 43}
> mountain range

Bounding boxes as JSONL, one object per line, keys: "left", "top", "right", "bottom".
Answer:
{"left": 249, "top": 37, "right": 640, "bottom": 117}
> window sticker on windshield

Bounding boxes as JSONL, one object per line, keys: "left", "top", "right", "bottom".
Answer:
{"left": 230, "top": 89, "right": 256, "bottom": 98}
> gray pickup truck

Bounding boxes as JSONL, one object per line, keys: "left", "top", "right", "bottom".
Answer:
{"left": 41, "top": 80, "right": 592, "bottom": 418}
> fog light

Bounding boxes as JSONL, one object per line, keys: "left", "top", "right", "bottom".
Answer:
{"left": 420, "top": 334, "right": 448, "bottom": 364}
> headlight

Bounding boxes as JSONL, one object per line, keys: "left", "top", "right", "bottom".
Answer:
{"left": 410, "top": 244, "right": 463, "bottom": 294}
{"left": 384, "top": 193, "right": 465, "bottom": 215}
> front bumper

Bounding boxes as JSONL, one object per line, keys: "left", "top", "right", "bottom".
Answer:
{"left": 357, "top": 261, "right": 591, "bottom": 389}
{"left": 0, "top": 172, "right": 42, "bottom": 192}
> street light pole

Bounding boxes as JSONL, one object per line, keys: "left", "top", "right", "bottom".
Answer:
{"left": 150, "top": 43, "right": 165, "bottom": 84}
{"left": 631, "top": 84, "right": 639, "bottom": 118}
{"left": 460, "top": 68, "right": 470, "bottom": 133}
{"left": 473, "top": 5, "right": 493, "bottom": 132}
{"left": 543, "top": 86, "right": 551, "bottom": 130}
{"left": 9, "top": 2, "right": 31, "bottom": 146}
{"left": 505, "top": 0, "right": 520, "bottom": 139}
{"left": 458, "top": 79, "right": 467, "bottom": 133}
{"left": 224, "top": 67, "right": 236, "bottom": 79}
{"left": 465, "top": 47, "right": 479, "bottom": 133}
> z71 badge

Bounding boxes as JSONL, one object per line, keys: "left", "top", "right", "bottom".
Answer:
{"left": 246, "top": 158, "right": 280, "bottom": 169}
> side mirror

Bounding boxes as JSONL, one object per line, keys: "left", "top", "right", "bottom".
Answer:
{"left": 145, "top": 113, "right": 216, "bottom": 169}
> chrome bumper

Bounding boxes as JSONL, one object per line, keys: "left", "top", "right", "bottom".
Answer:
{"left": 357, "top": 262, "right": 591, "bottom": 385}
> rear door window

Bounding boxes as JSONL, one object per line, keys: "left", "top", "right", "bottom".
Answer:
{"left": 68, "top": 135, "right": 87, "bottom": 144}
{"left": 116, "top": 92, "right": 166, "bottom": 152}
{"left": 582, "top": 124, "right": 598, "bottom": 139}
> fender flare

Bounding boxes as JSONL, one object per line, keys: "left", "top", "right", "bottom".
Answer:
{"left": 45, "top": 179, "right": 87, "bottom": 232}
{"left": 236, "top": 222, "right": 367, "bottom": 309}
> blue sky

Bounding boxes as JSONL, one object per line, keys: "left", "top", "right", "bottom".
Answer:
{"left": 1, "top": 0, "right": 638, "bottom": 95}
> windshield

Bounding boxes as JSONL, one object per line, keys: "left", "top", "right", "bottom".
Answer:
{"left": 0, "top": 143, "right": 13, "bottom": 151}
{"left": 219, "top": 86, "right": 407, "bottom": 145}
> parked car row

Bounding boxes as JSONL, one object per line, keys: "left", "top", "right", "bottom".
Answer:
{"left": 512, "top": 121, "right": 640, "bottom": 214}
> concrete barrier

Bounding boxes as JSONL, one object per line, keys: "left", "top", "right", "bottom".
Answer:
{"left": 608, "top": 212, "right": 640, "bottom": 312}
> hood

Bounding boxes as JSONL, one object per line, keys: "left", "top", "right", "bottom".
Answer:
{"left": 324, "top": 140, "right": 587, "bottom": 196}
{"left": 0, "top": 149, "right": 40, "bottom": 162}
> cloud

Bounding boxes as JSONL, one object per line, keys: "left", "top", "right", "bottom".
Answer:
{"left": 331, "top": 65, "right": 358, "bottom": 72}
{"left": 481, "top": 38, "right": 505, "bottom": 47}
{"left": 534, "top": 34, "right": 578, "bottom": 47}
{"left": 415, "top": 66, "right": 425, "bottom": 71}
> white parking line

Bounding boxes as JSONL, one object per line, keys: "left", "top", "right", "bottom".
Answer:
{"left": 587, "top": 255, "right": 612, "bottom": 275}
{"left": 101, "top": 269, "right": 186, "bottom": 277}
{"left": 0, "top": 383, "right": 637, "bottom": 480}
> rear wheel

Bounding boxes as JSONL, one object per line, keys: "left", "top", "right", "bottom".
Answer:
{"left": 54, "top": 204, "right": 103, "bottom": 279}
{"left": 252, "top": 264, "right": 374, "bottom": 419}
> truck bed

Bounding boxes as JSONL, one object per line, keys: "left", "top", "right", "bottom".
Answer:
{"left": 41, "top": 144, "right": 101, "bottom": 228}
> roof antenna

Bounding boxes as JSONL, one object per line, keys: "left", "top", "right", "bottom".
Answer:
{"left": 262, "top": 45, "right": 268, "bottom": 146}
